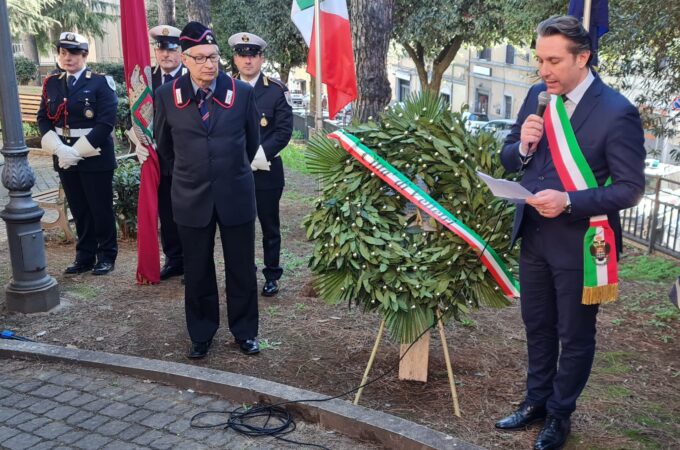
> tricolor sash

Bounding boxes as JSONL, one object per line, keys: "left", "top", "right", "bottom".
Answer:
{"left": 544, "top": 95, "right": 618, "bottom": 304}
{"left": 328, "top": 129, "right": 520, "bottom": 299}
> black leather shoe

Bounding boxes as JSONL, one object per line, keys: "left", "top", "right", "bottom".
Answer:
{"left": 187, "top": 339, "right": 212, "bottom": 359}
{"left": 91, "top": 261, "right": 115, "bottom": 276}
{"left": 534, "top": 416, "right": 570, "bottom": 450}
{"left": 64, "top": 261, "right": 94, "bottom": 274}
{"left": 495, "top": 403, "right": 547, "bottom": 430}
{"left": 160, "top": 264, "right": 184, "bottom": 280}
{"left": 236, "top": 339, "right": 260, "bottom": 355}
{"left": 261, "top": 280, "right": 279, "bottom": 297}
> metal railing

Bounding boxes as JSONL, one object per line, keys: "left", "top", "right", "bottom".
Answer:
{"left": 621, "top": 176, "right": 680, "bottom": 258}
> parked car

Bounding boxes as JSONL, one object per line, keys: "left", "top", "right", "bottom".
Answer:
{"left": 462, "top": 112, "right": 489, "bottom": 132}
{"left": 480, "top": 119, "right": 515, "bottom": 141}
{"left": 289, "top": 90, "right": 305, "bottom": 109}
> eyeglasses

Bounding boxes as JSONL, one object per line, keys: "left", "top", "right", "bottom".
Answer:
{"left": 184, "top": 53, "right": 220, "bottom": 64}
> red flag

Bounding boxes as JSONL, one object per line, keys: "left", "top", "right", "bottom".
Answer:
{"left": 120, "top": 0, "right": 161, "bottom": 284}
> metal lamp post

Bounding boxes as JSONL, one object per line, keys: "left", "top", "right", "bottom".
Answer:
{"left": 0, "top": 0, "right": 59, "bottom": 312}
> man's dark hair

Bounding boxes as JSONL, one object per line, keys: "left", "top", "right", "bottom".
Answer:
{"left": 537, "top": 15, "right": 592, "bottom": 65}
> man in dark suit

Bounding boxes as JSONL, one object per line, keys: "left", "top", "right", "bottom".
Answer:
{"left": 37, "top": 31, "right": 118, "bottom": 276}
{"left": 154, "top": 22, "right": 261, "bottom": 358}
{"left": 135, "top": 25, "right": 187, "bottom": 281}
{"left": 229, "top": 32, "right": 293, "bottom": 297}
{"left": 496, "top": 16, "right": 645, "bottom": 450}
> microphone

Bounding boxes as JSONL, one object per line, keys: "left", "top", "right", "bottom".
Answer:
{"left": 536, "top": 91, "right": 551, "bottom": 117}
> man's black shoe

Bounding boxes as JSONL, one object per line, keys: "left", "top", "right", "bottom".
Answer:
{"left": 160, "top": 264, "right": 184, "bottom": 280}
{"left": 495, "top": 403, "right": 547, "bottom": 430}
{"left": 534, "top": 416, "right": 570, "bottom": 450}
{"left": 91, "top": 261, "right": 115, "bottom": 276}
{"left": 261, "top": 280, "right": 279, "bottom": 297}
{"left": 187, "top": 339, "right": 212, "bottom": 359}
{"left": 236, "top": 339, "right": 260, "bottom": 355}
{"left": 64, "top": 261, "right": 94, "bottom": 274}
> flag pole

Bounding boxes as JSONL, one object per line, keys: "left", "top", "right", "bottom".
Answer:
{"left": 583, "top": 0, "right": 592, "bottom": 31}
{"left": 314, "top": 0, "right": 323, "bottom": 134}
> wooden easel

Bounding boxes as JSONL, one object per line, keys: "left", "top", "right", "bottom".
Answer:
{"left": 353, "top": 313, "right": 461, "bottom": 417}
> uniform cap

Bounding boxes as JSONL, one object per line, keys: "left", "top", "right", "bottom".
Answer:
{"left": 180, "top": 21, "right": 218, "bottom": 52}
{"left": 228, "top": 32, "right": 267, "bottom": 56}
{"left": 149, "top": 25, "right": 182, "bottom": 50}
{"left": 57, "top": 32, "right": 89, "bottom": 52}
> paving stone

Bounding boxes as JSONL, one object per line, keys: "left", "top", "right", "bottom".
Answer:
{"left": 31, "top": 369, "right": 63, "bottom": 382}
{"left": 0, "top": 425, "right": 20, "bottom": 444}
{"left": 206, "top": 399, "right": 231, "bottom": 411}
{"left": 132, "top": 429, "right": 165, "bottom": 446}
{"left": 97, "top": 386, "right": 124, "bottom": 399}
{"left": 72, "top": 433, "right": 112, "bottom": 450}
{"left": 27, "top": 399, "right": 59, "bottom": 415}
{"left": 31, "top": 384, "right": 67, "bottom": 399}
{"left": 143, "top": 398, "right": 177, "bottom": 412}
{"left": 12, "top": 380, "right": 43, "bottom": 393}
{"left": 175, "top": 441, "right": 209, "bottom": 450}
{"left": 81, "top": 380, "right": 110, "bottom": 393}
{"left": 68, "top": 392, "right": 98, "bottom": 407}
{"left": 0, "top": 407, "right": 22, "bottom": 422}
{"left": 55, "top": 430, "right": 89, "bottom": 445}
{"left": 140, "top": 412, "right": 177, "bottom": 429}
{"left": 116, "top": 423, "right": 147, "bottom": 441}
{"left": 82, "top": 398, "right": 113, "bottom": 413}
{"left": 33, "top": 421, "right": 72, "bottom": 439}
{"left": 5, "top": 412, "right": 38, "bottom": 427}
{"left": 190, "top": 394, "right": 215, "bottom": 406}
{"left": 126, "top": 393, "right": 154, "bottom": 407}
{"left": 65, "top": 410, "right": 94, "bottom": 426}
{"left": 16, "top": 417, "right": 50, "bottom": 433}
{"left": 9, "top": 395, "right": 41, "bottom": 409}
{"left": 102, "top": 440, "right": 135, "bottom": 450}
{"left": 96, "top": 419, "right": 130, "bottom": 437}
{"left": 205, "top": 430, "right": 235, "bottom": 447}
{"left": 109, "top": 390, "right": 139, "bottom": 402}
{"left": 78, "top": 414, "right": 110, "bottom": 431}
{"left": 53, "top": 390, "right": 82, "bottom": 404}
{"left": 62, "top": 376, "right": 92, "bottom": 389}
{"left": 149, "top": 385, "right": 179, "bottom": 399}
{"left": 0, "top": 377, "right": 24, "bottom": 389}
{"left": 166, "top": 418, "right": 191, "bottom": 434}
{"left": 1, "top": 432, "right": 42, "bottom": 450}
{"left": 166, "top": 402, "right": 194, "bottom": 415}
{"left": 122, "top": 408, "right": 153, "bottom": 423}
{"left": 150, "top": 434, "right": 183, "bottom": 450}
{"left": 47, "top": 373, "right": 80, "bottom": 387}
{"left": 44, "top": 405, "right": 78, "bottom": 421}
{"left": 30, "top": 441, "right": 57, "bottom": 450}
{"left": 0, "top": 387, "right": 12, "bottom": 399}
{"left": 99, "top": 402, "right": 137, "bottom": 419}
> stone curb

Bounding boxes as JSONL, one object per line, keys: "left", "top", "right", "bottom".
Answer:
{"left": 0, "top": 341, "right": 484, "bottom": 450}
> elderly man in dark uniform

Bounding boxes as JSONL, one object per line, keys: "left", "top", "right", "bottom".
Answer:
{"left": 37, "top": 32, "right": 119, "bottom": 276}
{"left": 229, "top": 32, "right": 293, "bottom": 297}
{"left": 496, "top": 16, "right": 645, "bottom": 450}
{"left": 154, "top": 22, "right": 261, "bottom": 358}
{"left": 136, "top": 24, "right": 187, "bottom": 281}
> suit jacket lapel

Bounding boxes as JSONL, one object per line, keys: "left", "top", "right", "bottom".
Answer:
{"left": 176, "top": 75, "right": 205, "bottom": 131}
{"left": 568, "top": 75, "right": 603, "bottom": 135}
{"left": 207, "top": 73, "right": 228, "bottom": 134}
{"left": 254, "top": 74, "right": 266, "bottom": 101}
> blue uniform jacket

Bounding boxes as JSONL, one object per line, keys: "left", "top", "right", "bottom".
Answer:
{"left": 154, "top": 72, "right": 260, "bottom": 228}
{"left": 500, "top": 75, "right": 646, "bottom": 268}
{"left": 36, "top": 70, "right": 118, "bottom": 172}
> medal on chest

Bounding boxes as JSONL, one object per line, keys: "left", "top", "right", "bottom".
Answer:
{"left": 260, "top": 113, "right": 268, "bottom": 127}
{"left": 83, "top": 98, "right": 95, "bottom": 119}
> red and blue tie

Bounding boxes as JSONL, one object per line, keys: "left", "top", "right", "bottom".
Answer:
{"left": 197, "top": 88, "right": 211, "bottom": 128}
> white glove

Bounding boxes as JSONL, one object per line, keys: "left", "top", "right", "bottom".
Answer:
{"left": 126, "top": 128, "right": 148, "bottom": 164}
{"left": 54, "top": 145, "right": 83, "bottom": 169}
{"left": 40, "top": 130, "right": 62, "bottom": 154}
{"left": 72, "top": 136, "right": 101, "bottom": 158}
{"left": 250, "top": 145, "right": 271, "bottom": 171}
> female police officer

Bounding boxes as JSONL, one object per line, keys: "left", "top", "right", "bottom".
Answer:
{"left": 37, "top": 32, "right": 119, "bottom": 275}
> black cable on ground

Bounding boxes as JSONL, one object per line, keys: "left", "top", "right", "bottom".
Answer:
{"left": 190, "top": 203, "right": 510, "bottom": 449}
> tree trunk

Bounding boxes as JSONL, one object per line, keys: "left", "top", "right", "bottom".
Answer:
{"left": 185, "top": 0, "right": 211, "bottom": 27}
{"left": 350, "top": 0, "right": 394, "bottom": 122}
{"left": 403, "top": 36, "right": 463, "bottom": 95}
{"left": 277, "top": 63, "right": 290, "bottom": 85}
{"left": 157, "top": 0, "right": 176, "bottom": 26}
{"left": 20, "top": 34, "right": 39, "bottom": 64}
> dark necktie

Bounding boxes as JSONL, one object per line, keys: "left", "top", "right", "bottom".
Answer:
{"left": 67, "top": 75, "right": 76, "bottom": 91}
{"left": 197, "top": 88, "right": 211, "bottom": 129}
{"left": 163, "top": 73, "right": 172, "bottom": 84}
{"left": 561, "top": 94, "right": 569, "bottom": 103}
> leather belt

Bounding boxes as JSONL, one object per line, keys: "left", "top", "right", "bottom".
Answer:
{"left": 55, "top": 127, "right": 92, "bottom": 138}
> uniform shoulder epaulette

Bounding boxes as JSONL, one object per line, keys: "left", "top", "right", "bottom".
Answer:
{"left": 265, "top": 76, "right": 287, "bottom": 91}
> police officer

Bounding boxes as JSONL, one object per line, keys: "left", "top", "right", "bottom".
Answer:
{"left": 37, "top": 32, "right": 119, "bottom": 275}
{"left": 135, "top": 25, "right": 188, "bottom": 281}
{"left": 229, "top": 32, "right": 293, "bottom": 298}
{"left": 155, "top": 22, "right": 261, "bottom": 358}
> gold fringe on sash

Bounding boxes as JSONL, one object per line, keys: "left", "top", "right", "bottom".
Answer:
{"left": 582, "top": 283, "right": 619, "bottom": 305}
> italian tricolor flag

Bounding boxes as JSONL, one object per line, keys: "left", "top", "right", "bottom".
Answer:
{"left": 544, "top": 94, "right": 618, "bottom": 305}
{"left": 291, "top": 0, "right": 358, "bottom": 119}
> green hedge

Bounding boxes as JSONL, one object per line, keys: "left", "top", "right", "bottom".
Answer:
{"left": 14, "top": 56, "right": 38, "bottom": 84}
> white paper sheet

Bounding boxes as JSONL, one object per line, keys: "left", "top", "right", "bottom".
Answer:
{"left": 476, "top": 171, "right": 535, "bottom": 204}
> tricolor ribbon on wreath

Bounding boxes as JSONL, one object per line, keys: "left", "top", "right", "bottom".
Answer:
{"left": 543, "top": 94, "right": 618, "bottom": 305}
{"left": 328, "top": 129, "right": 520, "bottom": 299}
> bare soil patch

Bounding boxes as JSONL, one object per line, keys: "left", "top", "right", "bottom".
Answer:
{"left": 1, "top": 168, "right": 678, "bottom": 449}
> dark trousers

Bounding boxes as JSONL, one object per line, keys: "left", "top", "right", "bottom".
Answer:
{"left": 519, "top": 220, "right": 599, "bottom": 420}
{"left": 256, "top": 188, "right": 283, "bottom": 281}
{"left": 59, "top": 170, "right": 117, "bottom": 265}
{"left": 158, "top": 174, "right": 183, "bottom": 267}
{"left": 177, "top": 213, "right": 258, "bottom": 343}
